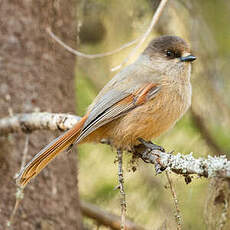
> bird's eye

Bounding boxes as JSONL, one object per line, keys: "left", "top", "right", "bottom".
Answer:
{"left": 166, "top": 50, "right": 175, "bottom": 58}
{"left": 165, "top": 50, "right": 181, "bottom": 59}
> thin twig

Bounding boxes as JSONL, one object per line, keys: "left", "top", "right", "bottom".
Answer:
{"left": 80, "top": 200, "right": 146, "bottom": 230}
{"left": 117, "top": 149, "right": 126, "bottom": 230}
{"left": 46, "top": 0, "right": 168, "bottom": 71}
{"left": 46, "top": 27, "right": 139, "bottom": 59}
{"left": 7, "top": 187, "right": 24, "bottom": 229}
{"left": 165, "top": 172, "right": 182, "bottom": 230}
{"left": 7, "top": 135, "right": 29, "bottom": 228}
{"left": 111, "top": 0, "right": 168, "bottom": 71}
{"left": 20, "top": 135, "right": 29, "bottom": 169}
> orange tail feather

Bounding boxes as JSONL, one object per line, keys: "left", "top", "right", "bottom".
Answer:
{"left": 16, "top": 115, "right": 88, "bottom": 187}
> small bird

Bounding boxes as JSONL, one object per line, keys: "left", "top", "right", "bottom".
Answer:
{"left": 17, "top": 35, "right": 196, "bottom": 187}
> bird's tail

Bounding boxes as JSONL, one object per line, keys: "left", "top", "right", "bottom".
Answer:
{"left": 16, "top": 115, "right": 88, "bottom": 187}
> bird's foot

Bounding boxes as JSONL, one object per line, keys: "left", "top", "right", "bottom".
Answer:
{"left": 134, "top": 138, "right": 166, "bottom": 174}
{"left": 137, "top": 138, "right": 165, "bottom": 152}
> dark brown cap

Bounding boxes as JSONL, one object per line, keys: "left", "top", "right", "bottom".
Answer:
{"left": 143, "top": 35, "right": 190, "bottom": 58}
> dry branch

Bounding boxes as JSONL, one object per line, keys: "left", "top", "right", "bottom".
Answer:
{"left": 80, "top": 200, "right": 145, "bottom": 230}
{"left": 47, "top": 27, "right": 139, "bottom": 59}
{"left": 1, "top": 112, "right": 230, "bottom": 180}
{"left": 0, "top": 112, "right": 81, "bottom": 135}
{"left": 47, "top": 0, "right": 168, "bottom": 72}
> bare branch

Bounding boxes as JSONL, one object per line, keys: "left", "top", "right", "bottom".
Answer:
{"left": 1, "top": 112, "right": 230, "bottom": 180}
{"left": 46, "top": 27, "right": 139, "bottom": 59}
{"left": 0, "top": 112, "right": 81, "bottom": 136}
{"left": 111, "top": 0, "right": 168, "bottom": 71}
{"left": 46, "top": 0, "right": 168, "bottom": 71}
{"left": 80, "top": 200, "right": 145, "bottom": 230}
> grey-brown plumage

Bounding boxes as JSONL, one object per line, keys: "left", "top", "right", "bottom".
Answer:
{"left": 17, "top": 35, "right": 196, "bottom": 187}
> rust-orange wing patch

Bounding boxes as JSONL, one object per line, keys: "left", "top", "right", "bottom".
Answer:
{"left": 76, "top": 83, "right": 160, "bottom": 142}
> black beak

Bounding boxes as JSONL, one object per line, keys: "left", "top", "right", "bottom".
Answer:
{"left": 180, "top": 55, "right": 196, "bottom": 62}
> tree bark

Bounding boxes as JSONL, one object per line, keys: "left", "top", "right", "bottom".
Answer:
{"left": 204, "top": 178, "right": 230, "bottom": 230}
{"left": 0, "top": 1, "right": 83, "bottom": 229}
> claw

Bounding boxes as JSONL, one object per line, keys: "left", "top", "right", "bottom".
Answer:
{"left": 138, "top": 138, "right": 165, "bottom": 152}
{"left": 154, "top": 162, "right": 166, "bottom": 174}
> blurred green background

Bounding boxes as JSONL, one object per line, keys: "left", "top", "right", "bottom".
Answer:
{"left": 74, "top": 0, "right": 230, "bottom": 229}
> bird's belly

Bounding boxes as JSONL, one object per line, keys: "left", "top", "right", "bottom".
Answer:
{"left": 109, "top": 103, "right": 178, "bottom": 149}
{"left": 90, "top": 98, "right": 187, "bottom": 150}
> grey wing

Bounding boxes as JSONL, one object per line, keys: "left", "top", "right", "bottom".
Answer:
{"left": 75, "top": 84, "right": 160, "bottom": 143}
{"left": 76, "top": 89, "right": 132, "bottom": 143}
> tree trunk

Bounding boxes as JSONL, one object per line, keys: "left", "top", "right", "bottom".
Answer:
{"left": 204, "top": 178, "right": 230, "bottom": 230}
{"left": 0, "top": 1, "right": 83, "bottom": 229}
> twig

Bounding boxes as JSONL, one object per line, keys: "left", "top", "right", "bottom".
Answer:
{"left": 7, "top": 187, "right": 24, "bottom": 229}
{"left": 165, "top": 172, "right": 182, "bottom": 230}
{"left": 46, "top": 27, "right": 139, "bottom": 59}
{"left": 7, "top": 135, "right": 29, "bottom": 228}
{"left": 111, "top": 0, "right": 168, "bottom": 71}
{"left": 117, "top": 149, "right": 126, "bottom": 230}
{"left": 80, "top": 200, "right": 146, "bottom": 230}
{"left": 1, "top": 112, "right": 230, "bottom": 180}
{"left": 46, "top": 0, "right": 168, "bottom": 72}
{"left": 20, "top": 135, "right": 29, "bottom": 169}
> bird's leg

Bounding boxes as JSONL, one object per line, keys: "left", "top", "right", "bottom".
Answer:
{"left": 100, "top": 138, "right": 112, "bottom": 146}
{"left": 137, "top": 137, "right": 165, "bottom": 152}
{"left": 117, "top": 149, "right": 126, "bottom": 230}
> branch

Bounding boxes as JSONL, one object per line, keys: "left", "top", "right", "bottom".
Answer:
{"left": 80, "top": 200, "right": 145, "bottom": 230}
{"left": 0, "top": 112, "right": 81, "bottom": 136}
{"left": 1, "top": 113, "right": 230, "bottom": 180}
{"left": 46, "top": 0, "right": 168, "bottom": 72}
{"left": 46, "top": 27, "right": 140, "bottom": 59}
{"left": 134, "top": 148, "right": 230, "bottom": 180}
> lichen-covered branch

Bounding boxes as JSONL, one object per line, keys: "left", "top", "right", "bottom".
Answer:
{"left": 0, "top": 112, "right": 81, "bottom": 136}
{"left": 135, "top": 148, "right": 230, "bottom": 180}
{"left": 0, "top": 112, "right": 230, "bottom": 180}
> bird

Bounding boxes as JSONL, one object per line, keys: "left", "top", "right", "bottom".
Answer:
{"left": 16, "top": 35, "right": 196, "bottom": 187}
